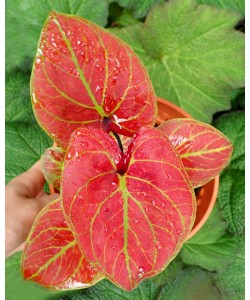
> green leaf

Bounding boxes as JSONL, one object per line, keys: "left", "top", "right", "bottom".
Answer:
{"left": 5, "top": 69, "right": 52, "bottom": 185}
{"left": 107, "top": 2, "right": 124, "bottom": 27}
{"left": 214, "top": 111, "right": 245, "bottom": 171}
{"left": 107, "top": 3, "right": 140, "bottom": 28}
{"left": 180, "top": 203, "right": 241, "bottom": 272}
{"left": 231, "top": 88, "right": 245, "bottom": 110}
{"left": 217, "top": 170, "right": 244, "bottom": 236}
{"left": 181, "top": 235, "right": 241, "bottom": 272}
{"left": 5, "top": 252, "right": 52, "bottom": 300}
{"left": 213, "top": 112, "right": 245, "bottom": 236}
{"left": 148, "top": 256, "right": 183, "bottom": 289}
{"left": 5, "top": 122, "right": 52, "bottom": 184}
{"left": 185, "top": 204, "right": 228, "bottom": 244}
{"left": 116, "top": 0, "right": 164, "bottom": 18}
{"left": 118, "top": 9, "right": 141, "bottom": 27}
{"left": 112, "top": 0, "right": 245, "bottom": 122}
{"left": 6, "top": 0, "right": 109, "bottom": 72}
{"left": 215, "top": 239, "right": 245, "bottom": 300}
{"left": 5, "top": 72, "right": 33, "bottom": 123}
{"left": 158, "top": 267, "right": 221, "bottom": 300}
{"left": 197, "top": 0, "right": 244, "bottom": 15}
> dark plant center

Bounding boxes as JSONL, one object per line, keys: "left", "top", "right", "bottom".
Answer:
{"left": 116, "top": 169, "right": 125, "bottom": 175}
{"left": 102, "top": 116, "right": 111, "bottom": 132}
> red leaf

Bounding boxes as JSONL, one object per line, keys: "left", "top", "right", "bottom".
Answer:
{"left": 22, "top": 199, "right": 102, "bottom": 289}
{"left": 158, "top": 119, "right": 233, "bottom": 188}
{"left": 62, "top": 126, "right": 195, "bottom": 290}
{"left": 31, "top": 11, "right": 157, "bottom": 149}
{"left": 41, "top": 146, "right": 65, "bottom": 190}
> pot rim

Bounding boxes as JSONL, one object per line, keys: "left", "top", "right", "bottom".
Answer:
{"left": 187, "top": 176, "right": 219, "bottom": 239}
{"left": 156, "top": 97, "right": 192, "bottom": 118}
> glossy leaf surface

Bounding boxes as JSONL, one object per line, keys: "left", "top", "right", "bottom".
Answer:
{"left": 41, "top": 146, "right": 65, "bottom": 190}
{"left": 158, "top": 119, "right": 233, "bottom": 188}
{"left": 22, "top": 199, "right": 102, "bottom": 289}
{"left": 31, "top": 11, "right": 157, "bottom": 149}
{"left": 62, "top": 126, "right": 195, "bottom": 290}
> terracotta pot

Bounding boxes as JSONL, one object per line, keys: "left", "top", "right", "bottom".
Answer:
{"left": 49, "top": 97, "right": 219, "bottom": 240}
{"left": 156, "top": 97, "right": 219, "bottom": 239}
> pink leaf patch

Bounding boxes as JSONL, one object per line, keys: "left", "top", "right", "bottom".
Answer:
{"left": 31, "top": 11, "right": 157, "bottom": 149}
{"left": 62, "top": 126, "right": 195, "bottom": 290}
{"left": 22, "top": 199, "right": 102, "bottom": 289}
{"left": 158, "top": 119, "right": 233, "bottom": 188}
{"left": 41, "top": 146, "right": 65, "bottom": 190}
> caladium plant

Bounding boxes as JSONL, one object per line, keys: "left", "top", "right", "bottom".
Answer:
{"left": 31, "top": 10, "right": 157, "bottom": 149}
{"left": 21, "top": 10, "right": 233, "bottom": 292}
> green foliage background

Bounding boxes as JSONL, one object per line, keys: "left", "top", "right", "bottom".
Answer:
{"left": 5, "top": 0, "right": 245, "bottom": 299}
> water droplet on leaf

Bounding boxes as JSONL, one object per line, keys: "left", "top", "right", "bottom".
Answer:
{"left": 104, "top": 208, "right": 110, "bottom": 214}
{"left": 111, "top": 78, "right": 117, "bottom": 86}
{"left": 138, "top": 266, "right": 145, "bottom": 278}
{"left": 95, "top": 85, "right": 102, "bottom": 93}
{"left": 156, "top": 242, "right": 163, "bottom": 250}
{"left": 85, "top": 57, "right": 92, "bottom": 64}
{"left": 81, "top": 142, "right": 88, "bottom": 149}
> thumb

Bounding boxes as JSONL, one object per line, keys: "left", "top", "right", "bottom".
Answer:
{"left": 8, "top": 160, "right": 45, "bottom": 198}
{"left": 6, "top": 242, "right": 25, "bottom": 258}
{"left": 38, "top": 193, "right": 60, "bottom": 208}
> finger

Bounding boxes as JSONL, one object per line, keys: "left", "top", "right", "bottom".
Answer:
{"left": 5, "top": 193, "right": 60, "bottom": 256}
{"left": 6, "top": 242, "right": 25, "bottom": 258}
{"left": 8, "top": 160, "right": 45, "bottom": 198}
{"left": 38, "top": 193, "right": 60, "bottom": 208}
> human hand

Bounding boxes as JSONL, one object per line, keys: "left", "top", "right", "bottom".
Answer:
{"left": 5, "top": 160, "right": 59, "bottom": 257}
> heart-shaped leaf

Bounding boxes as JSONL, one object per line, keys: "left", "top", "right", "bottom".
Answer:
{"left": 158, "top": 119, "right": 233, "bottom": 188}
{"left": 41, "top": 146, "right": 65, "bottom": 190}
{"left": 31, "top": 11, "right": 157, "bottom": 149}
{"left": 22, "top": 198, "right": 102, "bottom": 289}
{"left": 62, "top": 126, "right": 195, "bottom": 290}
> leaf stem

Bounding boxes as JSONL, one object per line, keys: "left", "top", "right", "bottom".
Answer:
{"left": 112, "top": 131, "right": 123, "bottom": 153}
